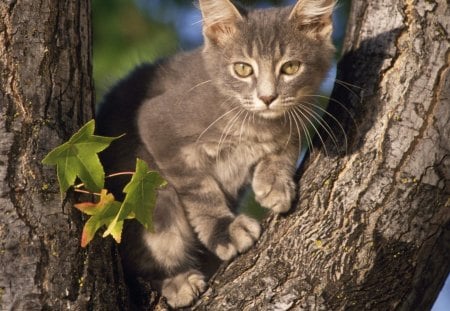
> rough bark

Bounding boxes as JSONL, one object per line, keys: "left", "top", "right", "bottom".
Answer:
{"left": 0, "top": 1, "right": 127, "bottom": 309}
{"left": 190, "top": 0, "right": 450, "bottom": 310}
{"left": 1, "top": 0, "right": 449, "bottom": 310}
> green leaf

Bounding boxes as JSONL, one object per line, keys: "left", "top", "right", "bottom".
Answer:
{"left": 104, "top": 159, "right": 166, "bottom": 237}
{"left": 75, "top": 190, "right": 122, "bottom": 247}
{"left": 103, "top": 217, "right": 124, "bottom": 244}
{"left": 42, "top": 120, "right": 122, "bottom": 195}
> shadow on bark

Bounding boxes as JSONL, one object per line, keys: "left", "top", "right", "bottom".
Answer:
{"left": 317, "top": 28, "right": 404, "bottom": 157}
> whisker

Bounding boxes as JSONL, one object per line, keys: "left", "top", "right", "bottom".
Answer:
{"left": 333, "top": 80, "right": 362, "bottom": 101}
{"left": 298, "top": 105, "right": 340, "bottom": 155}
{"left": 219, "top": 96, "right": 235, "bottom": 107}
{"left": 196, "top": 98, "right": 237, "bottom": 142}
{"left": 323, "top": 76, "right": 364, "bottom": 91}
{"left": 301, "top": 94, "right": 359, "bottom": 134}
{"left": 175, "top": 79, "right": 213, "bottom": 108}
{"left": 300, "top": 100, "right": 349, "bottom": 154}
{"left": 216, "top": 108, "right": 245, "bottom": 163}
{"left": 239, "top": 111, "right": 250, "bottom": 144}
{"left": 300, "top": 104, "right": 339, "bottom": 147}
{"left": 293, "top": 106, "right": 329, "bottom": 157}
{"left": 334, "top": 78, "right": 364, "bottom": 90}
{"left": 187, "top": 79, "right": 213, "bottom": 94}
{"left": 291, "top": 108, "right": 314, "bottom": 155}
{"left": 217, "top": 109, "right": 242, "bottom": 151}
{"left": 289, "top": 110, "right": 303, "bottom": 157}
{"left": 295, "top": 109, "right": 315, "bottom": 154}
{"left": 284, "top": 110, "right": 294, "bottom": 150}
{"left": 191, "top": 19, "right": 203, "bottom": 26}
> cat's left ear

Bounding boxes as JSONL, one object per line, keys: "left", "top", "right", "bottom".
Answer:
{"left": 199, "top": 0, "right": 244, "bottom": 47}
{"left": 289, "top": 0, "right": 336, "bottom": 38}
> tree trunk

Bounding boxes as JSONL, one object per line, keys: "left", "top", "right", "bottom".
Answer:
{"left": 190, "top": 0, "right": 450, "bottom": 310}
{"left": 2, "top": 0, "right": 449, "bottom": 310}
{"left": 0, "top": 1, "right": 127, "bottom": 309}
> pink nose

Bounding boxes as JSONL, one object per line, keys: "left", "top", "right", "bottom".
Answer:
{"left": 258, "top": 94, "right": 278, "bottom": 106}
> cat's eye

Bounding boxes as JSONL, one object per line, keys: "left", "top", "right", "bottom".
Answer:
{"left": 233, "top": 63, "right": 254, "bottom": 78}
{"left": 281, "top": 61, "right": 301, "bottom": 75}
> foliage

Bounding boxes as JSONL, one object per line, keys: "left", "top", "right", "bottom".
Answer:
{"left": 43, "top": 121, "right": 166, "bottom": 247}
{"left": 42, "top": 120, "right": 121, "bottom": 195}
{"left": 75, "top": 190, "right": 123, "bottom": 247}
{"left": 93, "top": 0, "right": 178, "bottom": 98}
{"left": 103, "top": 159, "right": 166, "bottom": 237}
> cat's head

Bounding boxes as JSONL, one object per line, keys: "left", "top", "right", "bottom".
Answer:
{"left": 199, "top": 0, "right": 336, "bottom": 120}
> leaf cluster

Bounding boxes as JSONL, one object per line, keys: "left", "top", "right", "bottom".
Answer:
{"left": 43, "top": 120, "right": 166, "bottom": 246}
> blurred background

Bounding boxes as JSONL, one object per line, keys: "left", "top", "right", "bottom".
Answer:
{"left": 92, "top": 0, "right": 448, "bottom": 309}
{"left": 92, "top": 0, "right": 349, "bottom": 99}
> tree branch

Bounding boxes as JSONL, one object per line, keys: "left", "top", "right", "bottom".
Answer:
{"left": 191, "top": 1, "right": 450, "bottom": 309}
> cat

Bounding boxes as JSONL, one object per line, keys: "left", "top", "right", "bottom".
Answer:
{"left": 95, "top": 0, "right": 336, "bottom": 308}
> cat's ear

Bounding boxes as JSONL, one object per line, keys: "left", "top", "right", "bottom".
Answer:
{"left": 289, "top": 0, "right": 336, "bottom": 38}
{"left": 199, "top": 0, "right": 244, "bottom": 46}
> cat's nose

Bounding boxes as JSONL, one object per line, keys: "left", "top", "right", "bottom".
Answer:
{"left": 259, "top": 94, "right": 278, "bottom": 106}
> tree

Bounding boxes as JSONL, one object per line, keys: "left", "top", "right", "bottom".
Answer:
{"left": 1, "top": 0, "right": 448, "bottom": 311}
{"left": 190, "top": 1, "right": 450, "bottom": 309}
{"left": 0, "top": 1, "right": 127, "bottom": 309}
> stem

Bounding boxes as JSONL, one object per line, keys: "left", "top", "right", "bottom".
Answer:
{"left": 74, "top": 188, "right": 101, "bottom": 196}
{"left": 73, "top": 171, "right": 135, "bottom": 189}
{"left": 106, "top": 172, "right": 135, "bottom": 178}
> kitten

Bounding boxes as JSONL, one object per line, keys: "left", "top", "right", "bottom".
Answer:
{"left": 96, "top": 0, "right": 336, "bottom": 308}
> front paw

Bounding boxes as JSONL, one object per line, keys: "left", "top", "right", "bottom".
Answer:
{"left": 253, "top": 172, "right": 296, "bottom": 214}
{"left": 162, "top": 270, "right": 206, "bottom": 308}
{"left": 212, "top": 215, "right": 261, "bottom": 261}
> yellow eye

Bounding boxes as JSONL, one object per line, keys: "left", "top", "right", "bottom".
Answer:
{"left": 281, "top": 61, "right": 301, "bottom": 75}
{"left": 233, "top": 63, "right": 254, "bottom": 78}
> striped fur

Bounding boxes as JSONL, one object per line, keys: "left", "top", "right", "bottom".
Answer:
{"left": 96, "top": 0, "right": 336, "bottom": 308}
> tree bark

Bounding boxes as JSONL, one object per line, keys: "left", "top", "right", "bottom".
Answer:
{"left": 1, "top": 0, "right": 449, "bottom": 310}
{"left": 0, "top": 1, "right": 127, "bottom": 309}
{"left": 190, "top": 0, "right": 450, "bottom": 310}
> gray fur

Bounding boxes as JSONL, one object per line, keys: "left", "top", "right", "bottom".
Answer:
{"left": 96, "top": 0, "right": 336, "bottom": 308}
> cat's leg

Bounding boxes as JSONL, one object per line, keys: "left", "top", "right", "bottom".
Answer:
{"left": 177, "top": 175, "right": 261, "bottom": 261}
{"left": 149, "top": 187, "right": 209, "bottom": 308}
{"left": 121, "top": 186, "right": 207, "bottom": 307}
{"left": 252, "top": 152, "right": 297, "bottom": 213}
{"left": 122, "top": 227, "right": 206, "bottom": 308}
{"left": 139, "top": 226, "right": 207, "bottom": 308}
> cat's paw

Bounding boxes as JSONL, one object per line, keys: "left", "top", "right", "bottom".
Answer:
{"left": 213, "top": 215, "right": 261, "bottom": 261}
{"left": 162, "top": 270, "right": 206, "bottom": 308}
{"left": 253, "top": 171, "right": 296, "bottom": 214}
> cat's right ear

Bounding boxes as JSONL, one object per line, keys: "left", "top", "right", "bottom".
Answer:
{"left": 198, "top": 0, "right": 243, "bottom": 47}
{"left": 289, "top": 0, "right": 336, "bottom": 38}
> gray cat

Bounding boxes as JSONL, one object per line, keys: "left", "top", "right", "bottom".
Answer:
{"left": 96, "top": 0, "right": 336, "bottom": 308}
